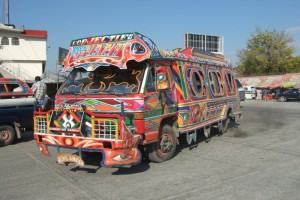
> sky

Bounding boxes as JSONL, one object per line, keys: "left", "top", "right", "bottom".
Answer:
{"left": 1, "top": 0, "right": 300, "bottom": 73}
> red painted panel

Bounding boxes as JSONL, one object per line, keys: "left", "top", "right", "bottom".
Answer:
{"left": 22, "top": 30, "right": 48, "bottom": 38}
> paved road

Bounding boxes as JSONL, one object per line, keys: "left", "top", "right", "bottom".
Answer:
{"left": 1, "top": 100, "right": 300, "bottom": 200}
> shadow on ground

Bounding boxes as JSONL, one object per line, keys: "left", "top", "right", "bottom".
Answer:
{"left": 13, "top": 131, "right": 34, "bottom": 145}
{"left": 69, "top": 151, "right": 151, "bottom": 175}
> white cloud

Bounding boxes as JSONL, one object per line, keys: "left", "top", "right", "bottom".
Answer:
{"left": 285, "top": 27, "right": 300, "bottom": 55}
{"left": 285, "top": 26, "right": 300, "bottom": 34}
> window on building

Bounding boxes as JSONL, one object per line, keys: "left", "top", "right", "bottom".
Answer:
{"left": 12, "top": 37, "right": 19, "bottom": 45}
{"left": 1, "top": 37, "right": 9, "bottom": 45}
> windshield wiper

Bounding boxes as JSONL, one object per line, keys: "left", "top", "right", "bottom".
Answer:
{"left": 62, "top": 91, "right": 87, "bottom": 96}
{"left": 103, "top": 90, "right": 123, "bottom": 96}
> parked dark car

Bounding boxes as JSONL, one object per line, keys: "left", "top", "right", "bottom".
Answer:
{"left": 235, "top": 79, "right": 246, "bottom": 101}
{"left": 0, "top": 78, "right": 36, "bottom": 147}
{"left": 276, "top": 89, "right": 300, "bottom": 102}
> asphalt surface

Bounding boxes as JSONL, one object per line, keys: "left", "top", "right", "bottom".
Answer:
{"left": 1, "top": 100, "right": 300, "bottom": 200}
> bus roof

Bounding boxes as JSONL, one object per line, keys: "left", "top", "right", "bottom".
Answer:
{"left": 62, "top": 32, "right": 228, "bottom": 72}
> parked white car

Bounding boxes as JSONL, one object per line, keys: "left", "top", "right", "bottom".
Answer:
{"left": 243, "top": 86, "right": 256, "bottom": 99}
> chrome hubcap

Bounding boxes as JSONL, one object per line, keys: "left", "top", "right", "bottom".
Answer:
{"left": 160, "top": 134, "right": 173, "bottom": 152}
{"left": 0, "top": 130, "right": 9, "bottom": 140}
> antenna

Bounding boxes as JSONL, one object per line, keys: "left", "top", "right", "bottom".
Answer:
{"left": 3, "top": 0, "right": 9, "bottom": 24}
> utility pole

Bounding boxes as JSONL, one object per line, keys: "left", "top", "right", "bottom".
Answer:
{"left": 3, "top": 0, "right": 9, "bottom": 24}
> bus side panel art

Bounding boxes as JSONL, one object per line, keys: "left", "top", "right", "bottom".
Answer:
{"left": 143, "top": 65, "right": 177, "bottom": 143}
{"left": 171, "top": 61, "right": 188, "bottom": 102}
{"left": 143, "top": 93, "right": 162, "bottom": 142}
{"left": 177, "top": 63, "right": 208, "bottom": 130}
{"left": 143, "top": 92, "right": 175, "bottom": 142}
{"left": 171, "top": 62, "right": 189, "bottom": 129}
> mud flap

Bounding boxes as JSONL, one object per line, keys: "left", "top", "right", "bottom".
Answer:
{"left": 37, "top": 144, "right": 50, "bottom": 156}
{"left": 204, "top": 126, "right": 210, "bottom": 138}
{"left": 186, "top": 130, "right": 197, "bottom": 145}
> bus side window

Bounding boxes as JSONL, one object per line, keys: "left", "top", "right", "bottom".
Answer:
{"left": 186, "top": 67, "right": 206, "bottom": 98}
{"left": 225, "top": 72, "right": 236, "bottom": 95}
{"left": 208, "top": 70, "right": 224, "bottom": 97}
{"left": 146, "top": 67, "right": 156, "bottom": 92}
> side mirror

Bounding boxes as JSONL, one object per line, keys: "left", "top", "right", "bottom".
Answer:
{"left": 157, "top": 73, "right": 168, "bottom": 90}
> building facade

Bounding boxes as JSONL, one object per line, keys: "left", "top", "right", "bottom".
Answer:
{"left": 184, "top": 33, "right": 224, "bottom": 55}
{"left": 0, "top": 23, "right": 47, "bottom": 80}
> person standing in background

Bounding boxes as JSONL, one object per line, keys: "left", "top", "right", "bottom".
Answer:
{"left": 275, "top": 88, "right": 281, "bottom": 99}
{"left": 262, "top": 89, "right": 266, "bottom": 101}
{"left": 256, "top": 89, "right": 262, "bottom": 100}
{"left": 31, "top": 76, "right": 47, "bottom": 104}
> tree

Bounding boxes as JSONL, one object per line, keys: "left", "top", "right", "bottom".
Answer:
{"left": 235, "top": 27, "right": 299, "bottom": 76}
{"left": 286, "top": 56, "right": 300, "bottom": 72}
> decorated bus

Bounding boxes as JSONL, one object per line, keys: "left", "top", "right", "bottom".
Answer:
{"left": 34, "top": 32, "right": 241, "bottom": 167}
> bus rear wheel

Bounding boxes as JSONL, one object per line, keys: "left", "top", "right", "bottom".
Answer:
{"left": 221, "top": 117, "right": 230, "bottom": 134}
{"left": 145, "top": 124, "right": 177, "bottom": 163}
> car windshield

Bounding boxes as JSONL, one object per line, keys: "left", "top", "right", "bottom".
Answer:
{"left": 283, "top": 89, "right": 297, "bottom": 94}
{"left": 59, "top": 63, "right": 145, "bottom": 95}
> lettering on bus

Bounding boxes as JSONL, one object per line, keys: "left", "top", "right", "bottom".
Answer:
{"left": 160, "top": 50, "right": 188, "bottom": 60}
{"left": 71, "top": 33, "right": 135, "bottom": 46}
{"left": 54, "top": 103, "right": 84, "bottom": 112}
{"left": 69, "top": 43, "right": 126, "bottom": 61}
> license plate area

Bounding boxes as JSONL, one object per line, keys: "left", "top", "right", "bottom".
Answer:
{"left": 56, "top": 153, "right": 84, "bottom": 167}
{"left": 50, "top": 108, "right": 84, "bottom": 132}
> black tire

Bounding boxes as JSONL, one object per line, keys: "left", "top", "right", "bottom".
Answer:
{"left": 278, "top": 96, "right": 286, "bottom": 102}
{"left": 0, "top": 125, "right": 16, "bottom": 147}
{"left": 221, "top": 117, "right": 230, "bottom": 134}
{"left": 145, "top": 124, "right": 177, "bottom": 163}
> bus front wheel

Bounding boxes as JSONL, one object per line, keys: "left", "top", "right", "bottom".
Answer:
{"left": 145, "top": 124, "right": 177, "bottom": 163}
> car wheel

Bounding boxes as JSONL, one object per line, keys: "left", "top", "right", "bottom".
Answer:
{"left": 0, "top": 125, "right": 16, "bottom": 147}
{"left": 278, "top": 96, "right": 287, "bottom": 102}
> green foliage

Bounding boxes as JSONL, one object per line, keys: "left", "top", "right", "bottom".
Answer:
{"left": 235, "top": 27, "right": 300, "bottom": 76}
{"left": 286, "top": 56, "right": 300, "bottom": 72}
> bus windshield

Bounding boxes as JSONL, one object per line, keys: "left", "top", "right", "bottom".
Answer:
{"left": 59, "top": 64, "right": 145, "bottom": 95}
